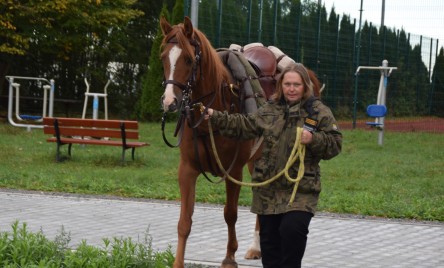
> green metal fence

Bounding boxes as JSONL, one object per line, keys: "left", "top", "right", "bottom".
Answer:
{"left": 185, "top": 0, "right": 444, "bottom": 131}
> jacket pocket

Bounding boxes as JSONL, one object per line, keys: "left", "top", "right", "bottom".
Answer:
{"left": 296, "top": 172, "right": 321, "bottom": 194}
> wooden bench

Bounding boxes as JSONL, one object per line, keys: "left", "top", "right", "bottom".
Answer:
{"left": 43, "top": 117, "right": 149, "bottom": 162}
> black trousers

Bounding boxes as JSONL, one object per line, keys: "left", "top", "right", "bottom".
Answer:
{"left": 258, "top": 211, "right": 313, "bottom": 268}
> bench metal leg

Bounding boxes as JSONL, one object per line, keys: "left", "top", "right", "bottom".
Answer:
{"left": 121, "top": 147, "right": 136, "bottom": 162}
{"left": 55, "top": 143, "right": 71, "bottom": 162}
{"left": 56, "top": 143, "right": 61, "bottom": 162}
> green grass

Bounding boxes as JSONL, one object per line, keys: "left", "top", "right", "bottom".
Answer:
{"left": 318, "top": 130, "right": 444, "bottom": 220}
{"left": 0, "top": 121, "right": 443, "bottom": 221}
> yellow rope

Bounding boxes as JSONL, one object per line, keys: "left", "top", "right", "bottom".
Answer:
{"left": 208, "top": 120, "right": 306, "bottom": 205}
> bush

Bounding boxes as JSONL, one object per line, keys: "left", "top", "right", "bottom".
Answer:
{"left": 0, "top": 221, "right": 174, "bottom": 268}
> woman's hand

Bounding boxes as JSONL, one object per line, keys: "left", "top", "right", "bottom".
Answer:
{"left": 301, "top": 129, "right": 313, "bottom": 144}
{"left": 201, "top": 106, "right": 213, "bottom": 120}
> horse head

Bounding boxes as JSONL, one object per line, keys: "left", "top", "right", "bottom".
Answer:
{"left": 160, "top": 16, "right": 202, "bottom": 113}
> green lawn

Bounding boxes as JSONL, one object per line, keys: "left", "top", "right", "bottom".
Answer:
{"left": 1, "top": 121, "right": 443, "bottom": 221}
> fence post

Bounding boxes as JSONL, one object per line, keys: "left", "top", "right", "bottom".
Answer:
{"left": 332, "top": 14, "right": 340, "bottom": 109}
{"left": 215, "top": 0, "right": 222, "bottom": 48}
{"left": 316, "top": 0, "right": 322, "bottom": 73}
{"left": 246, "top": 0, "right": 252, "bottom": 43}
{"left": 352, "top": 0, "right": 363, "bottom": 128}
{"left": 273, "top": 0, "right": 278, "bottom": 45}
{"left": 257, "top": 0, "right": 263, "bottom": 42}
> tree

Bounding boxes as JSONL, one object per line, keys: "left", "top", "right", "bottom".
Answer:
{"left": 0, "top": 0, "right": 146, "bottom": 118}
{"left": 172, "top": 0, "right": 184, "bottom": 24}
{"left": 137, "top": 5, "right": 171, "bottom": 121}
{"left": 431, "top": 47, "right": 444, "bottom": 116}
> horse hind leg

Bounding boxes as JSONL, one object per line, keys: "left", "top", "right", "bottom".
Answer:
{"left": 221, "top": 169, "right": 243, "bottom": 268}
{"left": 244, "top": 215, "right": 262, "bottom": 260}
{"left": 244, "top": 159, "right": 262, "bottom": 260}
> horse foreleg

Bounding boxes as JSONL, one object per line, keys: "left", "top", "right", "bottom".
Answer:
{"left": 173, "top": 162, "right": 198, "bottom": 268}
{"left": 244, "top": 215, "right": 262, "bottom": 259}
{"left": 221, "top": 172, "right": 242, "bottom": 268}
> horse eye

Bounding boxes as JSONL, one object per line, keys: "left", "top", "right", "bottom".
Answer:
{"left": 185, "top": 57, "right": 193, "bottom": 65}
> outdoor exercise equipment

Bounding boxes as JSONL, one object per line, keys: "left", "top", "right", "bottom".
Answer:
{"left": 81, "top": 78, "right": 109, "bottom": 120}
{"left": 355, "top": 60, "right": 397, "bottom": 146}
{"left": 6, "top": 76, "right": 55, "bottom": 131}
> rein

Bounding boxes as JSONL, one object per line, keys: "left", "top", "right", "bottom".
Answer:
{"left": 207, "top": 118, "right": 307, "bottom": 205}
{"left": 161, "top": 92, "right": 216, "bottom": 148}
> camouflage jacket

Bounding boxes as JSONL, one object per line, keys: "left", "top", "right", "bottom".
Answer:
{"left": 210, "top": 98, "right": 342, "bottom": 215}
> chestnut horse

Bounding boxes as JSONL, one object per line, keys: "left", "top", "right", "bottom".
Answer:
{"left": 160, "top": 16, "right": 256, "bottom": 268}
{"left": 160, "top": 16, "right": 323, "bottom": 268}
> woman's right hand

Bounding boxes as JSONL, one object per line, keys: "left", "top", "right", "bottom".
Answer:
{"left": 202, "top": 106, "right": 214, "bottom": 120}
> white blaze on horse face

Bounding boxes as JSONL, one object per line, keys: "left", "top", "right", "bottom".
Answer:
{"left": 163, "top": 45, "right": 182, "bottom": 112}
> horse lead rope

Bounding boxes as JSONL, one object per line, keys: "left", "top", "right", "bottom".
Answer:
{"left": 207, "top": 119, "right": 306, "bottom": 205}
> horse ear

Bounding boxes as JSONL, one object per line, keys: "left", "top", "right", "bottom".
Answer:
{"left": 183, "top": 16, "right": 194, "bottom": 39}
{"left": 160, "top": 16, "right": 172, "bottom": 36}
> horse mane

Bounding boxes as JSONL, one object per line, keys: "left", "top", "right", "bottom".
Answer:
{"left": 308, "top": 69, "right": 321, "bottom": 98}
{"left": 162, "top": 22, "right": 231, "bottom": 97}
{"left": 193, "top": 30, "right": 231, "bottom": 89}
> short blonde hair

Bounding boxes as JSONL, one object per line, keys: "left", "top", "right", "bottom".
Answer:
{"left": 271, "top": 63, "right": 314, "bottom": 102}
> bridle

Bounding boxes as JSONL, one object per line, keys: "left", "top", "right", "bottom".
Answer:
{"left": 162, "top": 38, "right": 201, "bottom": 112}
{"left": 161, "top": 36, "right": 216, "bottom": 148}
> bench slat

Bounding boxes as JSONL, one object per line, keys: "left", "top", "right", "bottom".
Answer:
{"left": 43, "top": 117, "right": 139, "bottom": 129}
{"left": 46, "top": 137, "right": 147, "bottom": 147}
{"left": 44, "top": 126, "right": 139, "bottom": 139}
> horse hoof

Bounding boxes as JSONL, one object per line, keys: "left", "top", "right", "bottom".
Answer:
{"left": 244, "top": 249, "right": 261, "bottom": 260}
{"left": 221, "top": 258, "right": 238, "bottom": 268}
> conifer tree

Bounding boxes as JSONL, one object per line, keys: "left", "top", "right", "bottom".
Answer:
{"left": 431, "top": 47, "right": 444, "bottom": 115}
{"left": 137, "top": 5, "right": 170, "bottom": 121}
{"left": 172, "top": 0, "right": 184, "bottom": 24}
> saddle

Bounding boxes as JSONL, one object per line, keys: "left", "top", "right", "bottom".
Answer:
{"left": 218, "top": 43, "right": 300, "bottom": 113}
{"left": 243, "top": 44, "right": 277, "bottom": 99}
{"left": 229, "top": 43, "right": 297, "bottom": 100}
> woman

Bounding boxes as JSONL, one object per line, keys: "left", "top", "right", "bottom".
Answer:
{"left": 205, "top": 63, "right": 342, "bottom": 267}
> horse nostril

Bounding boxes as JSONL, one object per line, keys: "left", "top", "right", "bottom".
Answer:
{"left": 168, "top": 100, "right": 177, "bottom": 112}
{"left": 168, "top": 104, "right": 177, "bottom": 112}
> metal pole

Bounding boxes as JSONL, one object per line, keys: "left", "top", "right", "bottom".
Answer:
{"left": 258, "top": 0, "right": 263, "bottom": 42}
{"left": 295, "top": 3, "right": 302, "bottom": 62}
{"left": 332, "top": 14, "right": 340, "bottom": 109}
{"left": 377, "top": 60, "right": 388, "bottom": 146}
{"left": 246, "top": 0, "right": 252, "bottom": 43}
{"left": 184, "top": 0, "right": 189, "bottom": 17}
{"left": 273, "top": 0, "right": 278, "bottom": 45}
{"left": 352, "top": 0, "right": 364, "bottom": 129}
{"left": 316, "top": 0, "right": 322, "bottom": 72}
{"left": 49, "top": 79, "right": 55, "bottom": 117}
{"left": 215, "top": 0, "right": 222, "bottom": 47}
{"left": 190, "top": 0, "right": 198, "bottom": 28}
{"left": 380, "top": 0, "right": 385, "bottom": 30}
{"left": 93, "top": 95, "right": 99, "bottom": 120}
